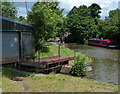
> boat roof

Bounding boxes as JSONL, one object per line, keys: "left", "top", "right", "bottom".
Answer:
{"left": 89, "top": 38, "right": 116, "bottom": 42}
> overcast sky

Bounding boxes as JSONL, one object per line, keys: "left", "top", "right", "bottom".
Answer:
{"left": 14, "top": 0, "right": 120, "bottom": 20}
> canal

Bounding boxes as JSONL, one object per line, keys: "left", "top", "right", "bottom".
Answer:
{"left": 67, "top": 44, "right": 119, "bottom": 85}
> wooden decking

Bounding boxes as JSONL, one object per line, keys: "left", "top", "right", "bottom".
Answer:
{"left": 18, "top": 56, "right": 75, "bottom": 73}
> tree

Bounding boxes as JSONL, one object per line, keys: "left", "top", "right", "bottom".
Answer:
{"left": 106, "top": 9, "right": 119, "bottom": 41}
{"left": 65, "top": 5, "right": 98, "bottom": 43}
{"left": 18, "top": 16, "right": 27, "bottom": 22}
{"left": 97, "top": 9, "right": 120, "bottom": 42}
{"left": 1, "top": 2, "right": 18, "bottom": 18}
{"left": 88, "top": 3, "right": 101, "bottom": 18}
{"left": 28, "top": 2, "right": 64, "bottom": 44}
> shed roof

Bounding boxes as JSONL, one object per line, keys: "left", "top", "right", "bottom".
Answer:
{"left": 0, "top": 16, "right": 33, "bottom": 27}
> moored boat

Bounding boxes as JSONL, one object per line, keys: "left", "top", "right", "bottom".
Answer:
{"left": 88, "top": 38, "right": 119, "bottom": 48}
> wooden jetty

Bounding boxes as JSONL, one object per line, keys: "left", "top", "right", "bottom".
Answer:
{"left": 18, "top": 56, "right": 75, "bottom": 73}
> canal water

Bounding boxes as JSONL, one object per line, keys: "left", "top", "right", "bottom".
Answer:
{"left": 67, "top": 44, "right": 119, "bottom": 85}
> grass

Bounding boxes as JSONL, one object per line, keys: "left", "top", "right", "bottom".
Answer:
{"left": 35, "top": 45, "right": 91, "bottom": 63}
{"left": 2, "top": 67, "right": 118, "bottom": 92}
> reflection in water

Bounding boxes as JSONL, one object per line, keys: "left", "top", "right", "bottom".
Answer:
{"left": 67, "top": 44, "right": 119, "bottom": 84}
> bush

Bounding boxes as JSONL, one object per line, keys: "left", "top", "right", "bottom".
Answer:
{"left": 71, "top": 55, "right": 87, "bottom": 76}
{"left": 41, "top": 46, "right": 49, "bottom": 52}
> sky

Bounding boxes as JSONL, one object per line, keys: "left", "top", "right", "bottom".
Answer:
{"left": 13, "top": 0, "right": 120, "bottom": 20}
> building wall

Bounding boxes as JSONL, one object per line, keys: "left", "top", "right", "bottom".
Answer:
{"left": 1, "top": 16, "right": 34, "bottom": 64}
{"left": 21, "top": 32, "right": 33, "bottom": 57}
{"left": 0, "top": 32, "right": 2, "bottom": 64}
{"left": 2, "top": 32, "right": 19, "bottom": 64}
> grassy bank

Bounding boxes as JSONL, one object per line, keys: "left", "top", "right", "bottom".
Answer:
{"left": 35, "top": 45, "right": 91, "bottom": 63}
{"left": 2, "top": 45, "right": 118, "bottom": 92}
{"left": 2, "top": 68, "right": 118, "bottom": 92}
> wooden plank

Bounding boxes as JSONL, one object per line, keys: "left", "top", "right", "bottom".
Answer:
{"left": 19, "top": 56, "right": 75, "bottom": 68}
{"left": 28, "top": 56, "right": 60, "bottom": 62}
{"left": 44, "top": 65, "right": 62, "bottom": 70}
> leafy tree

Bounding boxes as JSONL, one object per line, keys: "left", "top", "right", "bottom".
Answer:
{"left": 1, "top": 2, "right": 18, "bottom": 18}
{"left": 98, "top": 9, "right": 120, "bottom": 42}
{"left": 88, "top": 3, "right": 101, "bottom": 18}
{"left": 18, "top": 16, "right": 27, "bottom": 22}
{"left": 65, "top": 5, "right": 98, "bottom": 43}
{"left": 28, "top": 2, "right": 64, "bottom": 44}
{"left": 106, "top": 9, "right": 120, "bottom": 41}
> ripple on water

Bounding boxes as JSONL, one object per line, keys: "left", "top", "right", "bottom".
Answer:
{"left": 67, "top": 44, "right": 119, "bottom": 84}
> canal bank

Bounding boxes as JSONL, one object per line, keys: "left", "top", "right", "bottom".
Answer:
{"left": 2, "top": 44, "right": 118, "bottom": 92}
{"left": 66, "top": 44, "right": 119, "bottom": 85}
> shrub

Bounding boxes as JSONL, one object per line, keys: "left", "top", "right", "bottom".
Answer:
{"left": 41, "top": 46, "right": 49, "bottom": 52}
{"left": 71, "top": 54, "right": 87, "bottom": 76}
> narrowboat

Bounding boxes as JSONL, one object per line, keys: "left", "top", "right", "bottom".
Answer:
{"left": 88, "top": 38, "right": 119, "bottom": 48}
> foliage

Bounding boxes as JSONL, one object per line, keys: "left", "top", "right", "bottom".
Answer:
{"left": 64, "top": 3, "right": 119, "bottom": 43}
{"left": 71, "top": 55, "right": 87, "bottom": 76}
{"left": 97, "top": 9, "right": 120, "bottom": 42}
{"left": 18, "top": 16, "right": 27, "bottom": 22}
{"left": 1, "top": 2, "right": 28, "bottom": 22}
{"left": 1, "top": 2, "right": 18, "bottom": 18}
{"left": 65, "top": 5, "right": 99, "bottom": 43}
{"left": 88, "top": 3, "right": 101, "bottom": 19}
{"left": 28, "top": 2, "right": 64, "bottom": 44}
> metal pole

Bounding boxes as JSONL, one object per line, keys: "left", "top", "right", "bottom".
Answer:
{"left": 25, "top": 1, "right": 28, "bottom": 16}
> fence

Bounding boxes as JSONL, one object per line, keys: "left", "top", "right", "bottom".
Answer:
{"left": 18, "top": 42, "right": 77, "bottom": 73}
{"left": 19, "top": 42, "right": 77, "bottom": 62}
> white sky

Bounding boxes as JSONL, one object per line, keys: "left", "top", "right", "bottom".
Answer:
{"left": 13, "top": 0, "right": 120, "bottom": 19}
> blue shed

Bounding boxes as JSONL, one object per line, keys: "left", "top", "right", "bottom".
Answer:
{"left": 0, "top": 16, "right": 34, "bottom": 64}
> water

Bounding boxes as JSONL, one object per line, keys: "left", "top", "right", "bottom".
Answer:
{"left": 67, "top": 44, "right": 119, "bottom": 85}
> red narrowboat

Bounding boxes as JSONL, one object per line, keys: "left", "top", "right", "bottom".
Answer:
{"left": 88, "top": 38, "right": 119, "bottom": 48}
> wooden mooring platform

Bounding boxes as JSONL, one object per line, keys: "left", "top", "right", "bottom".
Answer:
{"left": 18, "top": 56, "right": 75, "bottom": 73}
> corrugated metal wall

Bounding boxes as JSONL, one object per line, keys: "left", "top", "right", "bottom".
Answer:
{"left": 1, "top": 16, "right": 33, "bottom": 64}
{"left": 2, "top": 32, "right": 19, "bottom": 63}
{"left": 21, "top": 32, "right": 33, "bottom": 57}
{"left": 0, "top": 32, "right": 2, "bottom": 64}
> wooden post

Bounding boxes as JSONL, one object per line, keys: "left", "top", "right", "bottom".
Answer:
{"left": 74, "top": 43, "right": 76, "bottom": 62}
{"left": 58, "top": 43, "right": 60, "bottom": 59}
{"left": 38, "top": 44, "right": 40, "bottom": 63}
{"left": 42, "top": 45, "right": 43, "bottom": 58}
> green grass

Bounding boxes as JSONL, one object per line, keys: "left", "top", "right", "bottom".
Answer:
{"left": 2, "top": 68, "right": 118, "bottom": 92}
{"left": 35, "top": 45, "right": 91, "bottom": 63}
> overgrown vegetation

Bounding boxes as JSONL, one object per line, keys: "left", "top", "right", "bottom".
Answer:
{"left": 71, "top": 55, "right": 87, "bottom": 76}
